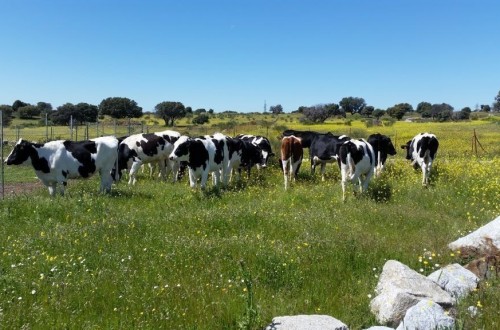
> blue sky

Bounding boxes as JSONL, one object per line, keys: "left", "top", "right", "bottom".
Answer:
{"left": 1, "top": 0, "right": 499, "bottom": 113}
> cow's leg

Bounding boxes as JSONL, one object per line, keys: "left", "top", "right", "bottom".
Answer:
{"left": 361, "top": 170, "right": 373, "bottom": 194}
{"left": 158, "top": 160, "right": 167, "bottom": 181}
{"left": 100, "top": 169, "right": 113, "bottom": 193}
{"left": 421, "top": 162, "right": 428, "bottom": 186}
{"left": 200, "top": 170, "right": 210, "bottom": 190}
{"left": 47, "top": 182, "right": 57, "bottom": 197}
{"left": 282, "top": 159, "right": 289, "bottom": 189}
{"left": 60, "top": 182, "right": 66, "bottom": 196}
{"left": 213, "top": 169, "right": 221, "bottom": 187}
{"left": 129, "top": 161, "right": 142, "bottom": 185}
{"left": 188, "top": 169, "right": 197, "bottom": 188}
{"left": 168, "top": 159, "right": 179, "bottom": 183}
{"left": 320, "top": 163, "right": 326, "bottom": 181}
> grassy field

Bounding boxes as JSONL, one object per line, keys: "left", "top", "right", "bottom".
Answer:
{"left": 1, "top": 116, "right": 499, "bottom": 329}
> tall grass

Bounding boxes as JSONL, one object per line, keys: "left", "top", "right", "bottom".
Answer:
{"left": 0, "top": 119, "right": 499, "bottom": 329}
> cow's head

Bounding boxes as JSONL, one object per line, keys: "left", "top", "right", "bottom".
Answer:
{"left": 258, "top": 150, "right": 274, "bottom": 169}
{"left": 400, "top": 140, "right": 412, "bottom": 160}
{"left": 169, "top": 136, "right": 191, "bottom": 162}
{"left": 5, "top": 139, "right": 33, "bottom": 165}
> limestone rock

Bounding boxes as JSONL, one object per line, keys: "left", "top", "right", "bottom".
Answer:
{"left": 395, "top": 300, "right": 455, "bottom": 330}
{"left": 265, "top": 314, "right": 348, "bottom": 330}
{"left": 370, "top": 260, "right": 453, "bottom": 326}
{"left": 448, "top": 215, "right": 500, "bottom": 256}
{"left": 428, "top": 263, "right": 479, "bottom": 300}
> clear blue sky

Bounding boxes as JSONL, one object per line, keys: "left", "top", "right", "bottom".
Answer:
{"left": 1, "top": 0, "right": 499, "bottom": 113}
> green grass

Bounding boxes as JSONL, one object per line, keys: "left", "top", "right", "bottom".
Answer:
{"left": 1, "top": 118, "right": 499, "bottom": 329}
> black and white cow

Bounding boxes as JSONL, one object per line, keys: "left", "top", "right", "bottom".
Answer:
{"left": 4, "top": 136, "right": 119, "bottom": 196}
{"left": 116, "top": 130, "right": 180, "bottom": 185}
{"left": 367, "top": 133, "right": 397, "bottom": 176}
{"left": 226, "top": 137, "right": 265, "bottom": 182}
{"left": 338, "top": 138, "right": 376, "bottom": 201}
{"left": 401, "top": 133, "right": 439, "bottom": 186}
{"left": 309, "top": 133, "right": 351, "bottom": 181}
{"left": 280, "top": 135, "right": 303, "bottom": 190}
{"left": 235, "top": 134, "right": 274, "bottom": 168}
{"left": 169, "top": 134, "right": 229, "bottom": 189}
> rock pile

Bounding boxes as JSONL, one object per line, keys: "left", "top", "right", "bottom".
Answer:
{"left": 264, "top": 215, "right": 499, "bottom": 329}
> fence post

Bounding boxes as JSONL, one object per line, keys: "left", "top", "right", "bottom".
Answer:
{"left": 114, "top": 119, "right": 117, "bottom": 136}
{"left": 45, "top": 113, "right": 48, "bottom": 142}
{"left": 128, "top": 118, "right": 131, "bottom": 135}
{"left": 86, "top": 123, "right": 89, "bottom": 140}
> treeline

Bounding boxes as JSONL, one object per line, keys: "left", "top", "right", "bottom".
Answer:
{"left": 1, "top": 91, "right": 500, "bottom": 127}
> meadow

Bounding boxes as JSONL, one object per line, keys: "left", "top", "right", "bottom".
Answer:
{"left": 1, "top": 115, "right": 499, "bottom": 329}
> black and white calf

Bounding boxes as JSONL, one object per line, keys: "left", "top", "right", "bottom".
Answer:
{"left": 367, "top": 133, "right": 397, "bottom": 176}
{"left": 4, "top": 136, "right": 119, "bottom": 196}
{"left": 235, "top": 134, "right": 274, "bottom": 168}
{"left": 338, "top": 139, "right": 375, "bottom": 201}
{"left": 169, "top": 134, "right": 229, "bottom": 189}
{"left": 116, "top": 130, "right": 180, "bottom": 185}
{"left": 309, "top": 133, "right": 351, "bottom": 181}
{"left": 401, "top": 133, "right": 439, "bottom": 186}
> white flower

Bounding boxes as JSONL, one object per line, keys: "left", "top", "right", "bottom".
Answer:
{"left": 31, "top": 290, "right": 36, "bottom": 295}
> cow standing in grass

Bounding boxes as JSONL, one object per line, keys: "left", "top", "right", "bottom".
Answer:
{"left": 401, "top": 133, "right": 439, "bottom": 186}
{"left": 280, "top": 135, "right": 303, "bottom": 190}
{"left": 169, "top": 134, "right": 229, "bottom": 190}
{"left": 367, "top": 133, "right": 397, "bottom": 176}
{"left": 116, "top": 131, "right": 180, "bottom": 185}
{"left": 4, "top": 136, "right": 119, "bottom": 196}
{"left": 338, "top": 138, "right": 375, "bottom": 201}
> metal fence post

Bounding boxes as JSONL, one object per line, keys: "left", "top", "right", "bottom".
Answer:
{"left": 45, "top": 113, "right": 48, "bottom": 142}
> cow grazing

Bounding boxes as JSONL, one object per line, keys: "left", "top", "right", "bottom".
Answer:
{"left": 4, "top": 136, "right": 119, "bottom": 196}
{"left": 401, "top": 133, "right": 439, "bottom": 186}
{"left": 235, "top": 134, "right": 274, "bottom": 168}
{"left": 169, "top": 134, "right": 229, "bottom": 189}
{"left": 367, "top": 133, "right": 397, "bottom": 176}
{"left": 280, "top": 136, "right": 303, "bottom": 190}
{"left": 338, "top": 139, "right": 375, "bottom": 201}
{"left": 309, "top": 134, "right": 351, "bottom": 181}
{"left": 226, "top": 138, "right": 265, "bottom": 182}
{"left": 116, "top": 131, "right": 180, "bottom": 185}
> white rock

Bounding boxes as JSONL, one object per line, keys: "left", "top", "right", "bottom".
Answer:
{"left": 428, "top": 263, "right": 479, "bottom": 300}
{"left": 364, "top": 326, "right": 395, "bottom": 330}
{"left": 265, "top": 314, "right": 348, "bottom": 330}
{"left": 370, "top": 260, "right": 453, "bottom": 326}
{"left": 448, "top": 215, "right": 500, "bottom": 255}
{"left": 395, "top": 300, "right": 455, "bottom": 330}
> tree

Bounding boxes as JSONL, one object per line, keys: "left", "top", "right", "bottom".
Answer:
{"left": 431, "top": 103, "right": 454, "bottom": 121}
{"left": 324, "top": 103, "right": 344, "bottom": 117}
{"left": 386, "top": 103, "right": 413, "bottom": 120}
{"left": 194, "top": 108, "right": 206, "bottom": 114}
{"left": 360, "top": 105, "right": 374, "bottom": 117}
{"left": 18, "top": 105, "right": 41, "bottom": 119}
{"left": 416, "top": 101, "right": 432, "bottom": 118}
{"left": 155, "top": 101, "right": 186, "bottom": 126}
{"left": 99, "top": 97, "right": 143, "bottom": 119}
{"left": 0, "top": 104, "right": 14, "bottom": 127}
{"left": 50, "top": 103, "right": 77, "bottom": 125}
{"left": 12, "top": 100, "right": 29, "bottom": 112}
{"left": 300, "top": 104, "right": 335, "bottom": 123}
{"left": 192, "top": 113, "right": 210, "bottom": 125}
{"left": 75, "top": 103, "right": 99, "bottom": 123}
{"left": 339, "top": 97, "right": 366, "bottom": 114}
{"left": 453, "top": 107, "right": 471, "bottom": 120}
{"left": 37, "top": 102, "right": 53, "bottom": 115}
{"left": 494, "top": 90, "right": 500, "bottom": 112}
{"left": 480, "top": 104, "right": 491, "bottom": 112}
{"left": 373, "top": 109, "right": 385, "bottom": 119}
{"left": 270, "top": 104, "right": 284, "bottom": 114}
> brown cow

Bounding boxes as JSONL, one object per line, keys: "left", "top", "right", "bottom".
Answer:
{"left": 280, "top": 136, "right": 303, "bottom": 190}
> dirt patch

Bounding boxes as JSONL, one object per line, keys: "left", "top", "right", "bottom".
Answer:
{"left": 1, "top": 181, "right": 44, "bottom": 198}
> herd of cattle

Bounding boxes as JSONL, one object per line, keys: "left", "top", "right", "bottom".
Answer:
{"left": 4, "top": 129, "right": 439, "bottom": 200}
